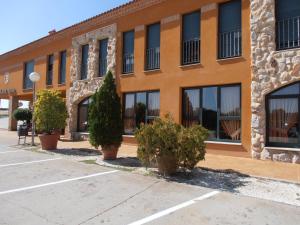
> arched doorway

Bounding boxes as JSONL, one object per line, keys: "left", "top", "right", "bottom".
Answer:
{"left": 77, "top": 97, "right": 92, "bottom": 132}
{"left": 266, "top": 82, "right": 300, "bottom": 148}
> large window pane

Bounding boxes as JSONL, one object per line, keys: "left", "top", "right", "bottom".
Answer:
{"left": 147, "top": 92, "right": 160, "bottom": 123}
{"left": 59, "top": 50, "right": 66, "bottom": 84}
{"left": 268, "top": 98, "right": 299, "bottom": 147}
{"left": 136, "top": 92, "right": 146, "bottom": 127}
{"left": 124, "top": 94, "right": 135, "bottom": 134}
{"left": 23, "top": 60, "right": 34, "bottom": 89}
{"left": 46, "top": 54, "right": 54, "bottom": 86}
{"left": 99, "top": 39, "right": 108, "bottom": 76}
{"left": 271, "top": 83, "right": 300, "bottom": 96}
{"left": 81, "top": 44, "right": 89, "bottom": 80}
{"left": 203, "top": 87, "right": 217, "bottom": 139}
{"left": 146, "top": 23, "right": 160, "bottom": 70}
{"left": 182, "top": 89, "right": 200, "bottom": 127}
{"left": 78, "top": 97, "right": 91, "bottom": 132}
{"left": 123, "top": 30, "right": 134, "bottom": 74}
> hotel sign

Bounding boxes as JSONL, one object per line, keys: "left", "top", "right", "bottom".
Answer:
{"left": 0, "top": 88, "right": 16, "bottom": 95}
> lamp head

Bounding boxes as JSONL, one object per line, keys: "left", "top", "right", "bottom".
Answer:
{"left": 29, "top": 72, "right": 41, "bottom": 83}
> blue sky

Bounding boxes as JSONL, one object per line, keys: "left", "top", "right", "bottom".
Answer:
{"left": 0, "top": 0, "right": 130, "bottom": 54}
{"left": 0, "top": 0, "right": 129, "bottom": 108}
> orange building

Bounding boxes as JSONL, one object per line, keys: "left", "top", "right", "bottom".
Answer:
{"left": 1, "top": 0, "right": 300, "bottom": 163}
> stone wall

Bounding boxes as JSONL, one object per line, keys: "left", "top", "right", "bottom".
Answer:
{"left": 250, "top": 0, "right": 300, "bottom": 163}
{"left": 66, "top": 24, "right": 117, "bottom": 139}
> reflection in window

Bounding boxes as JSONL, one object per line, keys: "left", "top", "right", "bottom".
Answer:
{"left": 23, "top": 60, "right": 34, "bottom": 89}
{"left": 78, "top": 97, "right": 92, "bottom": 132}
{"left": 182, "top": 85, "right": 241, "bottom": 142}
{"left": 123, "top": 91, "right": 160, "bottom": 134}
{"left": 267, "top": 82, "right": 300, "bottom": 148}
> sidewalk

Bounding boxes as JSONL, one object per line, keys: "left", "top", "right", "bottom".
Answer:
{"left": 2, "top": 130, "right": 300, "bottom": 183}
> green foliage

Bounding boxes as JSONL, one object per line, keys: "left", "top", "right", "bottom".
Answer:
{"left": 88, "top": 71, "right": 123, "bottom": 149}
{"left": 34, "top": 90, "right": 68, "bottom": 134}
{"left": 135, "top": 115, "right": 208, "bottom": 171}
{"left": 13, "top": 108, "right": 32, "bottom": 122}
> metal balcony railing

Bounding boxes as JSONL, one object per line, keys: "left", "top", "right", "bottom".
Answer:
{"left": 99, "top": 58, "right": 107, "bottom": 76}
{"left": 123, "top": 53, "right": 134, "bottom": 74}
{"left": 218, "top": 29, "right": 242, "bottom": 59}
{"left": 146, "top": 47, "right": 160, "bottom": 70}
{"left": 182, "top": 38, "right": 200, "bottom": 65}
{"left": 277, "top": 16, "right": 300, "bottom": 50}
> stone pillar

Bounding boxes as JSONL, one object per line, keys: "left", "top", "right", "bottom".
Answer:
{"left": 8, "top": 95, "right": 18, "bottom": 131}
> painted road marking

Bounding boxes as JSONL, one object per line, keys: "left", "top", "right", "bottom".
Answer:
{"left": 0, "top": 158, "right": 62, "bottom": 168}
{"left": 128, "top": 190, "right": 220, "bottom": 225}
{"left": 0, "top": 170, "right": 118, "bottom": 195}
{"left": 0, "top": 150, "right": 25, "bottom": 154}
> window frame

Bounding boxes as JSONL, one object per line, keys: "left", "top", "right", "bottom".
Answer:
{"left": 122, "top": 30, "right": 135, "bottom": 74}
{"left": 266, "top": 82, "right": 300, "bottom": 148}
{"left": 58, "top": 50, "right": 67, "bottom": 85}
{"left": 77, "top": 96, "right": 92, "bottom": 132}
{"left": 145, "top": 22, "right": 161, "bottom": 71}
{"left": 182, "top": 84, "right": 242, "bottom": 143}
{"left": 123, "top": 90, "right": 160, "bottom": 135}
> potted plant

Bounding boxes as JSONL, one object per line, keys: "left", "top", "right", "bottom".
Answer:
{"left": 34, "top": 90, "right": 68, "bottom": 150}
{"left": 135, "top": 115, "right": 208, "bottom": 176}
{"left": 88, "top": 71, "right": 123, "bottom": 160}
{"left": 13, "top": 108, "right": 32, "bottom": 136}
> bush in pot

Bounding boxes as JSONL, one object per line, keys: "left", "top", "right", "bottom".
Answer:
{"left": 88, "top": 71, "right": 123, "bottom": 160}
{"left": 135, "top": 115, "right": 208, "bottom": 176}
{"left": 13, "top": 108, "right": 32, "bottom": 125}
{"left": 34, "top": 90, "right": 68, "bottom": 150}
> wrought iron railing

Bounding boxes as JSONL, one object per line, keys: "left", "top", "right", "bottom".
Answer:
{"left": 99, "top": 58, "right": 107, "bottom": 76}
{"left": 277, "top": 16, "right": 300, "bottom": 50}
{"left": 123, "top": 53, "right": 134, "bottom": 74}
{"left": 218, "top": 29, "right": 241, "bottom": 59}
{"left": 146, "top": 47, "right": 160, "bottom": 70}
{"left": 182, "top": 38, "right": 200, "bottom": 65}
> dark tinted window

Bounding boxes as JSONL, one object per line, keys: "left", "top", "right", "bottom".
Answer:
{"left": 123, "top": 30, "right": 134, "bottom": 74}
{"left": 46, "top": 54, "right": 54, "bottom": 86}
{"left": 78, "top": 97, "right": 92, "bottom": 132}
{"left": 81, "top": 44, "right": 89, "bottom": 80}
{"left": 219, "top": 0, "right": 241, "bottom": 33}
{"left": 146, "top": 23, "right": 160, "bottom": 70}
{"left": 99, "top": 39, "right": 108, "bottom": 76}
{"left": 59, "top": 50, "right": 66, "bottom": 84}
{"left": 182, "top": 11, "right": 200, "bottom": 41}
{"left": 276, "top": 0, "right": 300, "bottom": 20}
{"left": 23, "top": 60, "right": 34, "bottom": 89}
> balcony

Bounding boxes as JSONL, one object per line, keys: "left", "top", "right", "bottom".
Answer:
{"left": 182, "top": 38, "right": 200, "bottom": 65}
{"left": 146, "top": 47, "right": 160, "bottom": 70}
{"left": 99, "top": 58, "right": 107, "bottom": 77}
{"left": 277, "top": 16, "right": 300, "bottom": 50}
{"left": 218, "top": 29, "right": 241, "bottom": 59}
{"left": 123, "top": 53, "right": 134, "bottom": 74}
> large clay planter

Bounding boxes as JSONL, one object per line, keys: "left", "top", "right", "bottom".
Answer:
{"left": 39, "top": 134, "right": 59, "bottom": 150}
{"left": 101, "top": 145, "right": 119, "bottom": 160}
{"left": 157, "top": 155, "right": 178, "bottom": 176}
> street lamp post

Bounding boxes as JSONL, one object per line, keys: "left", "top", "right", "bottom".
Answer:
{"left": 29, "top": 72, "right": 41, "bottom": 146}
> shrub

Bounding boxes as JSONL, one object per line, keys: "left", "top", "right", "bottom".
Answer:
{"left": 88, "top": 71, "right": 123, "bottom": 149}
{"left": 136, "top": 115, "right": 208, "bottom": 172}
{"left": 34, "top": 90, "right": 68, "bottom": 134}
{"left": 13, "top": 108, "right": 32, "bottom": 123}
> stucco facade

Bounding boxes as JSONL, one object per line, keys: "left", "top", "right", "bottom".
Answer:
{"left": 0, "top": 0, "right": 299, "bottom": 163}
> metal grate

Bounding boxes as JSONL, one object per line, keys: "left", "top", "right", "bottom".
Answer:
{"left": 123, "top": 53, "right": 134, "bottom": 74}
{"left": 218, "top": 29, "right": 241, "bottom": 59}
{"left": 182, "top": 38, "right": 200, "bottom": 65}
{"left": 146, "top": 47, "right": 160, "bottom": 70}
{"left": 277, "top": 16, "right": 300, "bottom": 50}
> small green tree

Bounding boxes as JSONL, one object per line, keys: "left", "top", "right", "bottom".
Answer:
{"left": 13, "top": 108, "right": 32, "bottom": 124}
{"left": 88, "top": 71, "right": 123, "bottom": 149}
{"left": 34, "top": 90, "right": 68, "bottom": 134}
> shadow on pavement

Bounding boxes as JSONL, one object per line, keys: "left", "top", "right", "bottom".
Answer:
{"left": 103, "top": 157, "right": 142, "bottom": 167}
{"left": 52, "top": 148, "right": 101, "bottom": 156}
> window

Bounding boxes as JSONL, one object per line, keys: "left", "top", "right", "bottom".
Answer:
{"left": 23, "top": 60, "right": 34, "bottom": 89}
{"left": 77, "top": 97, "right": 92, "bottom": 132}
{"left": 81, "top": 44, "right": 89, "bottom": 80}
{"left": 123, "top": 30, "right": 134, "bottom": 74}
{"left": 183, "top": 85, "right": 241, "bottom": 142}
{"left": 46, "top": 54, "right": 54, "bottom": 86}
{"left": 146, "top": 23, "right": 160, "bottom": 70}
{"left": 182, "top": 11, "right": 201, "bottom": 65}
{"left": 276, "top": 0, "right": 300, "bottom": 50}
{"left": 218, "top": 0, "right": 242, "bottom": 59}
{"left": 99, "top": 39, "right": 108, "bottom": 76}
{"left": 59, "top": 50, "right": 66, "bottom": 84}
{"left": 266, "top": 82, "right": 300, "bottom": 148}
{"left": 123, "top": 91, "right": 160, "bottom": 134}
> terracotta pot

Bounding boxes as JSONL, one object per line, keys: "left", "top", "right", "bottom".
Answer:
{"left": 101, "top": 145, "right": 119, "bottom": 160}
{"left": 39, "top": 134, "right": 59, "bottom": 150}
{"left": 157, "top": 155, "right": 178, "bottom": 176}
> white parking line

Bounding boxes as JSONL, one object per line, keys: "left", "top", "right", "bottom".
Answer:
{"left": 127, "top": 190, "right": 220, "bottom": 225}
{"left": 0, "top": 158, "right": 62, "bottom": 168}
{"left": 0, "top": 150, "right": 25, "bottom": 154}
{"left": 0, "top": 170, "right": 118, "bottom": 195}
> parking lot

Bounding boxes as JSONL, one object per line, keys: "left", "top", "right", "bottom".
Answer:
{"left": 0, "top": 134, "right": 300, "bottom": 225}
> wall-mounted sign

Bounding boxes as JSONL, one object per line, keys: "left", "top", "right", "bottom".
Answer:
{"left": 4, "top": 72, "right": 9, "bottom": 84}
{"left": 0, "top": 88, "right": 16, "bottom": 95}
